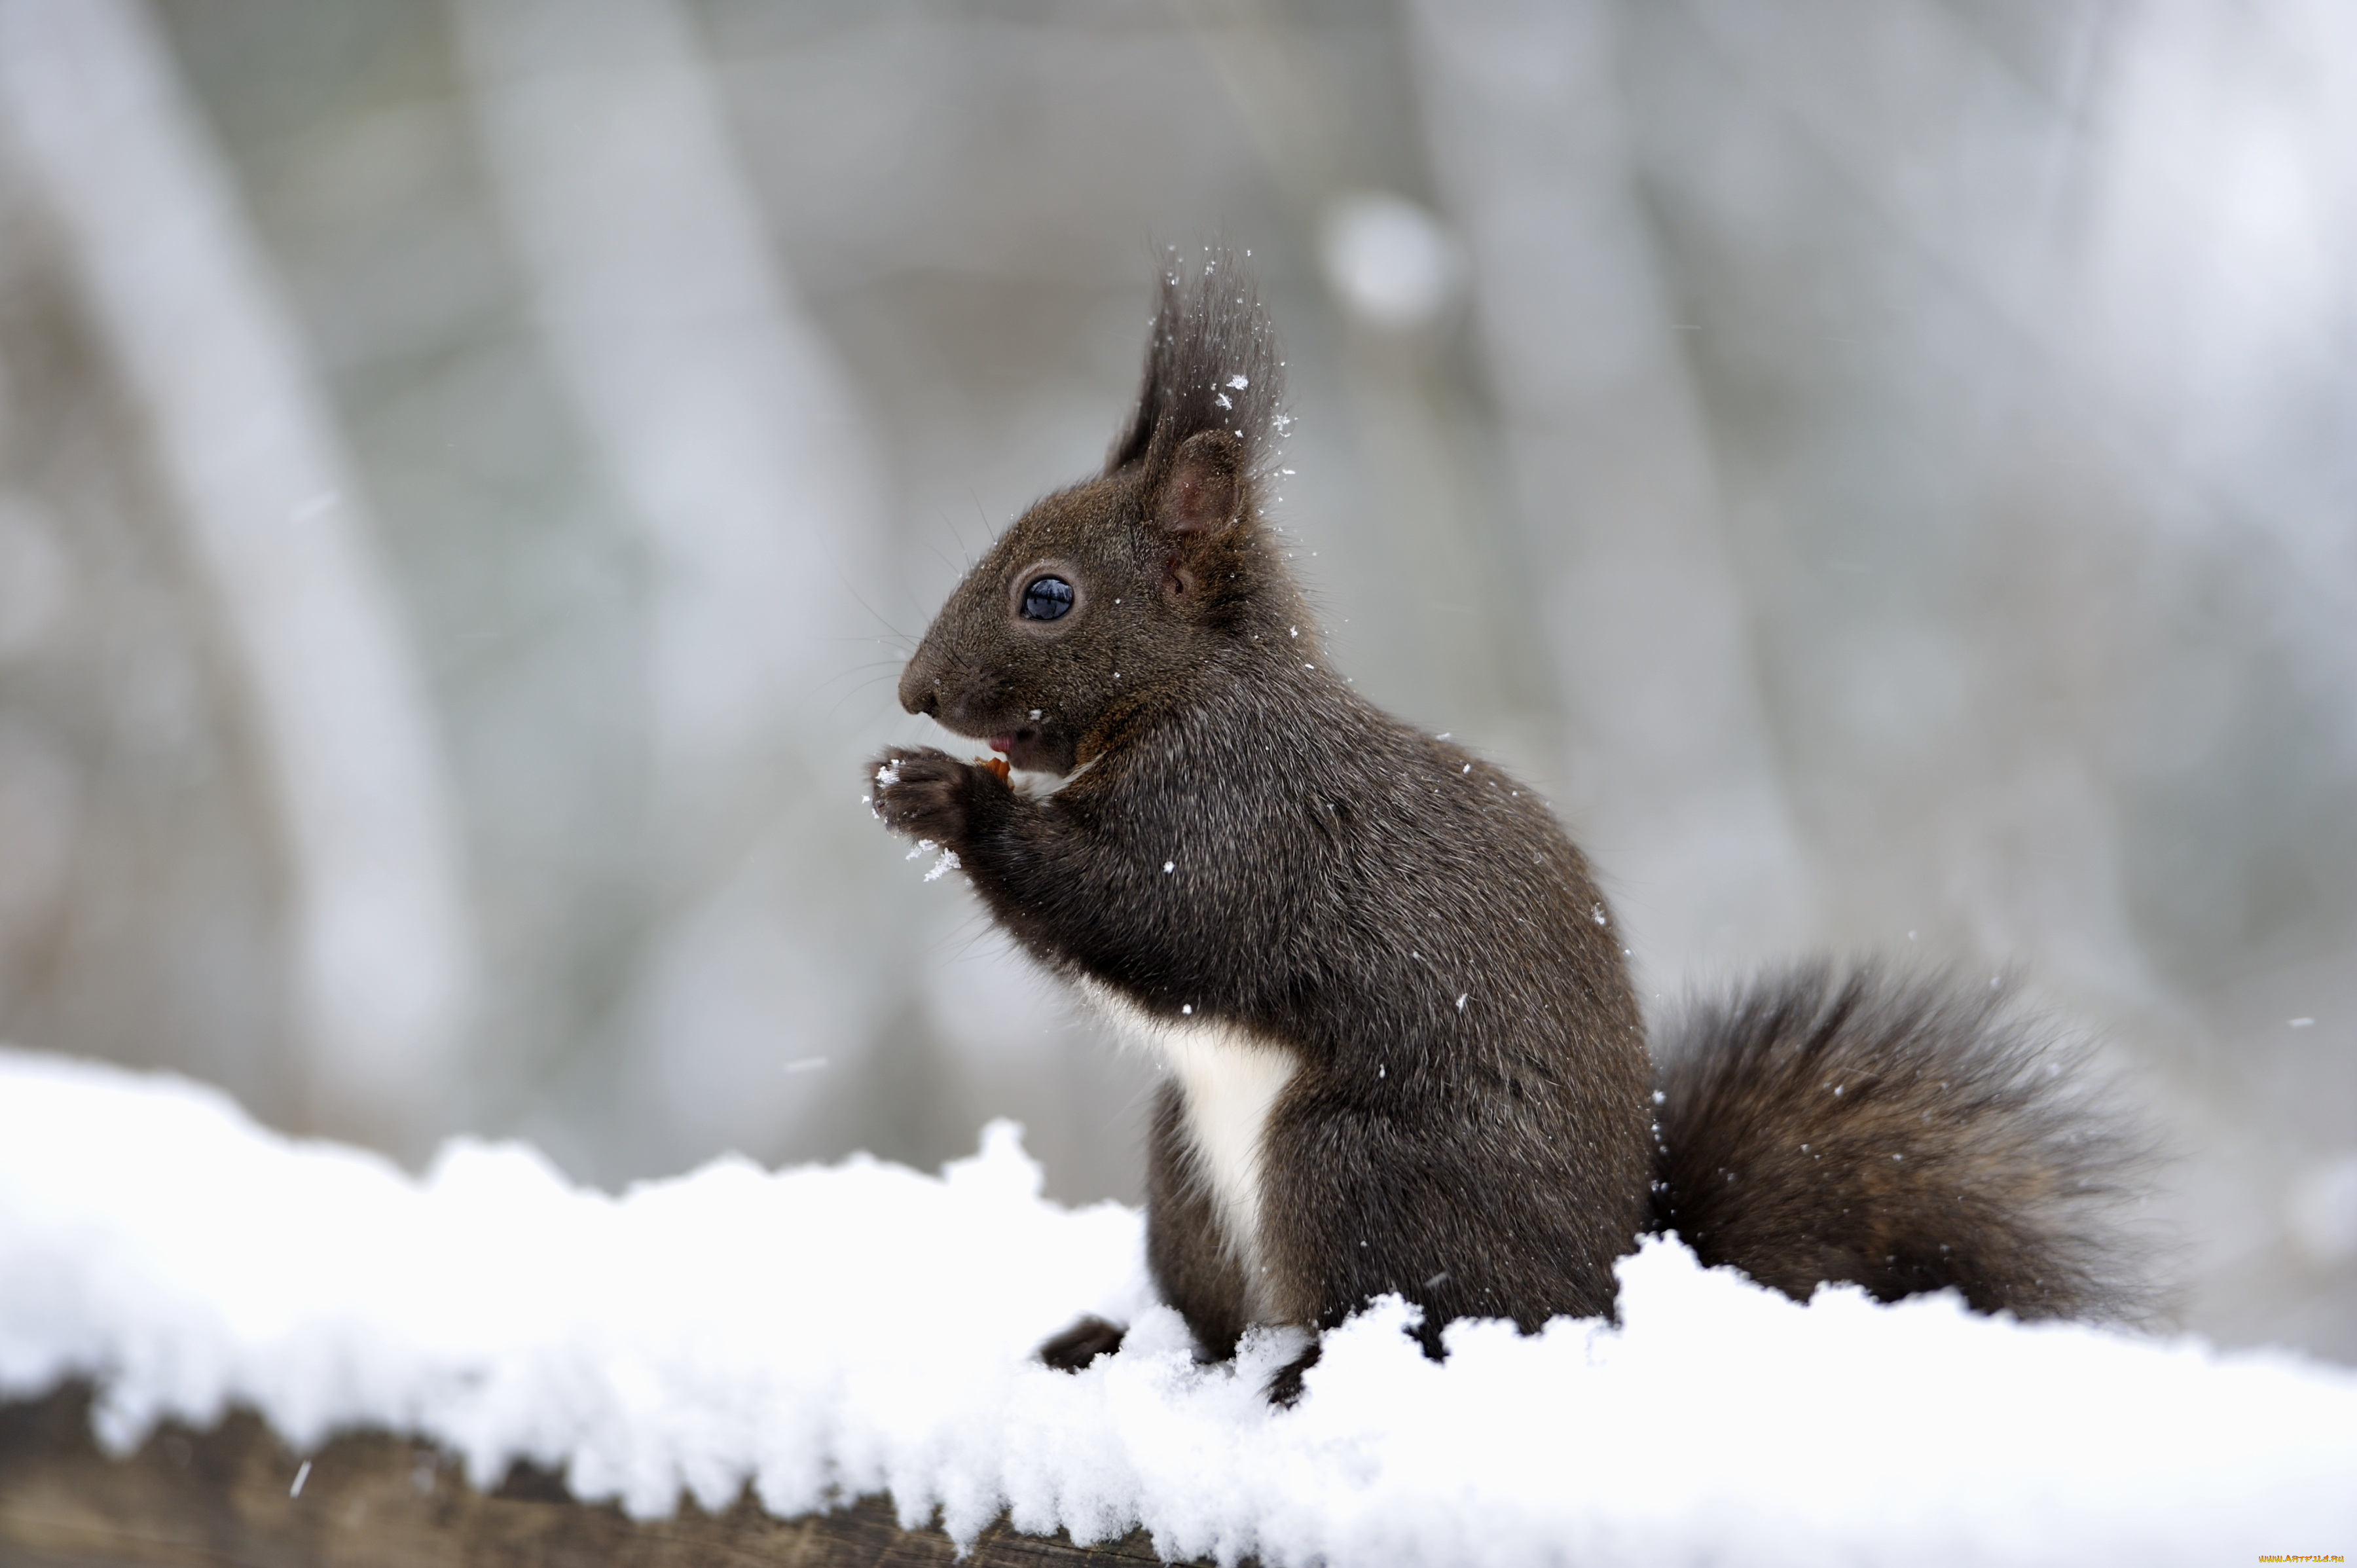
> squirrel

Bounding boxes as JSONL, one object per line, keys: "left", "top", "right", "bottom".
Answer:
{"left": 868, "top": 250, "right": 2144, "bottom": 1400}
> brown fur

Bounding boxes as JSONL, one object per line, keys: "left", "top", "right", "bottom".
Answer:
{"left": 871, "top": 250, "right": 2149, "bottom": 1393}
{"left": 1651, "top": 962, "right": 2147, "bottom": 1319}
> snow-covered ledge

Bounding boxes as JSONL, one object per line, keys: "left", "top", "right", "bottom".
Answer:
{"left": 1, "top": 1048, "right": 2350, "bottom": 1567}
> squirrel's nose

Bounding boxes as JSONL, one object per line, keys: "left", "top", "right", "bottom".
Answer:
{"left": 897, "top": 659, "right": 939, "bottom": 718}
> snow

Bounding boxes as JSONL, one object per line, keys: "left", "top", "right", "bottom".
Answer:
{"left": 905, "top": 837, "right": 960, "bottom": 882}
{"left": 1, "top": 1048, "right": 2352, "bottom": 1567}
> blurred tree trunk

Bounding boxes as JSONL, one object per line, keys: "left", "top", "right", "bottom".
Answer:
{"left": 0, "top": 0, "right": 473, "bottom": 1153}
{"left": 1404, "top": 0, "right": 1816, "bottom": 988}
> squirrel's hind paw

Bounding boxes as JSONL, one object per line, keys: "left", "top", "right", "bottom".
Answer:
{"left": 1266, "top": 1341, "right": 1321, "bottom": 1408}
{"left": 1038, "top": 1315, "right": 1127, "bottom": 1371}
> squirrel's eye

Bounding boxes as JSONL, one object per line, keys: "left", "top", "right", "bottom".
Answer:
{"left": 1021, "top": 576, "right": 1075, "bottom": 621}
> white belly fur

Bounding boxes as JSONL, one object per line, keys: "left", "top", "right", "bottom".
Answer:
{"left": 1074, "top": 977, "right": 1297, "bottom": 1315}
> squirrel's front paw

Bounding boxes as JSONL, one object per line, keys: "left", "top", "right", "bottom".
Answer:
{"left": 869, "top": 746, "right": 986, "bottom": 846}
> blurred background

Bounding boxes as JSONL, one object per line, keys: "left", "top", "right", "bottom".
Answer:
{"left": 0, "top": 0, "right": 2350, "bottom": 1358}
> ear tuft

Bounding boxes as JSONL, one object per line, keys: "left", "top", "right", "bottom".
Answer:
{"left": 1106, "top": 246, "right": 1285, "bottom": 494}
{"left": 1153, "top": 430, "right": 1243, "bottom": 538}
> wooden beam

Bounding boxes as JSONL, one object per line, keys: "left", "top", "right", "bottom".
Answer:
{"left": 0, "top": 1387, "right": 1175, "bottom": 1566}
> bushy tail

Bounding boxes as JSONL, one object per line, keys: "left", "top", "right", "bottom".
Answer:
{"left": 1648, "top": 962, "right": 2151, "bottom": 1321}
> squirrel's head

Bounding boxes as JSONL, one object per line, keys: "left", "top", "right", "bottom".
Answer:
{"left": 898, "top": 249, "right": 1298, "bottom": 775}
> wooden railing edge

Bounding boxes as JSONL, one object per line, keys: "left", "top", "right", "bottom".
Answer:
{"left": 0, "top": 1385, "right": 1179, "bottom": 1567}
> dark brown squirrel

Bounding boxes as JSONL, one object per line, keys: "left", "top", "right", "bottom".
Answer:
{"left": 868, "top": 250, "right": 2145, "bottom": 1399}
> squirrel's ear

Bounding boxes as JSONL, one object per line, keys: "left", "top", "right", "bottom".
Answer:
{"left": 1150, "top": 429, "right": 1245, "bottom": 540}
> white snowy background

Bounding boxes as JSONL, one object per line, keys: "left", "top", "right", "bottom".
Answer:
{"left": 0, "top": 0, "right": 2352, "bottom": 1495}
{"left": 3, "top": 1046, "right": 2352, "bottom": 1566}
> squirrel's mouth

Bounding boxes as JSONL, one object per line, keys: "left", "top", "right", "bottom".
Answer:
{"left": 919, "top": 691, "right": 1078, "bottom": 775}
{"left": 989, "top": 726, "right": 1060, "bottom": 775}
